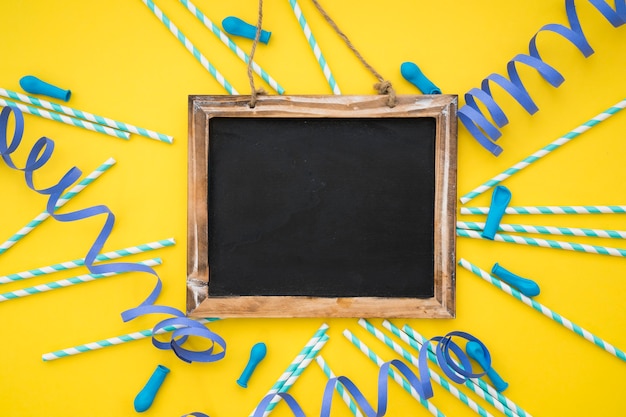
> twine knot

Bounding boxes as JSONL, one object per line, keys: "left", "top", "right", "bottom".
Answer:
{"left": 374, "top": 80, "right": 396, "bottom": 108}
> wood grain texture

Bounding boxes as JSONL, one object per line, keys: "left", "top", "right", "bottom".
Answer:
{"left": 187, "top": 94, "right": 457, "bottom": 318}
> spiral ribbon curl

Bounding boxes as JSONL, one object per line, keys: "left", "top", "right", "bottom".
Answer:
{"left": 459, "top": 0, "right": 626, "bottom": 156}
{"left": 251, "top": 331, "right": 489, "bottom": 417}
{"left": 0, "top": 106, "right": 225, "bottom": 363}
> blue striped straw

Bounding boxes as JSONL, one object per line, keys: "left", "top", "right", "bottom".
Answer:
{"left": 461, "top": 205, "right": 626, "bottom": 215}
{"left": 456, "top": 228, "right": 626, "bottom": 257}
{"left": 457, "top": 220, "right": 626, "bottom": 240}
{"left": 343, "top": 329, "right": 446, "bottom": 417}
{"left": 459, "top": 258, "right": 626, "bottom": 363}
{"left": 250, "top": 323, "right": 329, "bottom": 417}
{"left": 140, "top": 0, "right": 238, "bottom": 95}
{"left": 287, "top": 0, "right": 341, "bottom": 94}
{"left": 42, "top": 318, "right": 218, "bottom": 361}
{"left": 358, "top": 319, "right": 494, "bottom": 417}
{"left": 390, "top": 321, "right": 529, "bottom": 417}
{"left": 315, "top": 355, "right": 364, "bottom": 417}
{"left": 0, "top": 88, "right": 172, "bottom": 143}
{"left": 0, "top": 238, "right": 175, "bottom": 284}
{"left": 0, "top": 99, "right": 129, "bottom": 139}
{"left": 0, "top": 258, "right": 162, "bottom": 303}
{"left": 178, "top": 0, "right": 285, "bottom": 95}
{"left": 0, "top": 157, "right": 116, "bottom": 255}
{"left": 259, "top": 335, "right": 329, "bottom": 417}
{"left": 460, "top": 99, "right": 626, "bottom": 204}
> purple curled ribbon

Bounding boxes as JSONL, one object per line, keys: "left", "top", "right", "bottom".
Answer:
{"left": 0, "top": 106, "right": 225, "bottom": 363}
{"left": 459, "top": 0, "right": 626, "bottom": 155}
{"left": 252, "top": 330, "right": 488, "bottom": 417}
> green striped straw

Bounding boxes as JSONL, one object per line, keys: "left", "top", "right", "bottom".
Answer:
{"left": 460, "top": 99, "right": 626, "bottom": 204}
{"left": 259, "top": 335, "right": 329, "bottom": 417}
{"left": 315, "top": 355, "right": 364, "bottom": 417}
{"left": 0, "top": 157, "right": 116, "bottom": 255}
{"left": 457, "top": 221, "right": 626, "bottom": 240}
{"left": 342, "top": 329, "right": 446, "bottom": 417}
{"left": 140, "top": 0, "right": 238, "bottom": 95}
{"left": 0, "top": 88, "right": 172, "bottom": 143}
{"left": 459, "top": 258, "right": 626, "bottom": 363}
{"left": 178, "top": 0, "right": 285, "bottom": 95}
{"left": 250, "top": 323, "right": 329, "bottom": 417}
{"left": 391, "top": 321, "right": 529, "bottom": 417}
{"left": 287, "top": 0, "right": 341, "bottom": 94}
{"left": 0, "top": 258, "right": 162, "bottom": 303}
{"left": 358, "top": 319, "right": 494, "bottom": 417}
{"left": 461, "top": 205, "right": 626, "bottom": 215}
{"left": 0, "top": 238, "right": 175, "bottom": 284}
{"left": 42, "top": 318, "right": 218, "bottom": 361}
{"left": 456, "top": 228, "right": 626, "bottom": 257}
{"left": 0, "top": 98, "right": 129, "bottom": 139}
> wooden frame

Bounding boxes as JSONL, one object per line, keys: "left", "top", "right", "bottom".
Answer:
{"left": 187, "top": 95, "right": 457, "bottom": 318}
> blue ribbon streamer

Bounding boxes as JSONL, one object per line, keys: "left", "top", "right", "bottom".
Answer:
{"left": 459, "top": 0, "right": 626, "bottom": 155}
{"left": 0, "top": 106, "right": 225, "bottom": 363}
{"left": 251, "top": 330, "right": 489, "bottom": 417}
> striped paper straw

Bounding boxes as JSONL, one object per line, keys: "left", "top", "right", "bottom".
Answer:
{"left": 259, "top": 335, "right": 329, "bottom": 417}
{"left": 358, "top": 319, "right": 494, "bottom": 417}
{"left": 391, "top": 321, "right": 529, "bottom": 417}
{"left": 460, "top": 99, "right": 626, "bottom": 204}
{"left": 0, "top": 258, "right": 162, "bottom": 303}
{"left": 456, "top": 228, "right": 626, "bottom": 257}
{"left": 0, "top": 157, "right": 116, "bottom": 255}
{"left": 461, "top": 205, "right": 626, "bottom": 215}
{"left": 178, "top": 0, "right": 285, "bottom": 95}
{"left": 0, "top": 99, "right": 129, "bottom": 139}
{"left": 43, "top": 318, "right": 217, "bottom": 361}
{"left": 287, "top": 0, "right": 341, "bottom": 94}
{"left": 457, "top": 221, "right": 626, "bottom": 240}
{"left": 459, "top": 258, "right": 626, "bottom": 363}
{"left": 315, "top": 355, "right": 364, "bottom": 417}
{"left": 0, "top": 88, "right": 172, "bottom": 144}
{"left": 343, "top": 329, "right": 445, "bottom": 417}
{"left": 140, "top": 0, "right": 237, "bottom": 95}
{"left": 0, "top": 238, "right": 175, "bottom": 284}
{"left": 250, "top": 323, "right": 329, "bottom": 417}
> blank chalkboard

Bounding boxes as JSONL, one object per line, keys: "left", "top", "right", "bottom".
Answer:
{"left": 187, "top": 95, "right": 457, "bottom": 318}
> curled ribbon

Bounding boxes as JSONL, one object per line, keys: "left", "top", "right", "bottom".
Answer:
{"left": 459, "top": 0, "right": 626, "bottom": 155}
{"left": 0, "top": 105, "right": 225, "bottom": 363}
{"left": 251, "top": 331, "right": 488, "bottom": 417}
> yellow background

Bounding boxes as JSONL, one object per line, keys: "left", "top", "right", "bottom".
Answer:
{"left": 1, "top": 1, "right": 625, "bottom": 416}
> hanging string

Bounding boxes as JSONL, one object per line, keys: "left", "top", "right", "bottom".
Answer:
{"left": 248, "top": 0, "right": 266, "bottom": 108}
{"left": 311, "top": 0, "right": 397, "bottom": 107}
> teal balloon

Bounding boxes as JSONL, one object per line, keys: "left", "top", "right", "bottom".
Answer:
{"left": 134, "top": 365, "right": 170, "bottom": 412}
{"left": 237, "top": 342, "right": 267, "bottom": 388}
{"left": 20, "top": 75, "right": 71, "bottom": 102}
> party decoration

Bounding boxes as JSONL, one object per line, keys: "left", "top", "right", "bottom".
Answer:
{"left": 287, "top": 0, "right": 341, "bottom": 94}
{"left": 460, "top": 98, "right": 626, "bottom": 201}
{"left": 457, "top": 229, "right": 626, "bottom": 258}
{"left": 237, "top": 342, "right": 267, "bottom": 388}
{"left": 482, "top": 186, "right": 511, "bottom": 240}
{"left": 461, "top": 205, "right": 626, "bottom": 215}
{"left": 459, "top": 258, "right": 626, "bottom": 362}
{"left": 0, "top": 87, "right": 172, "bottom": 143}
{"left": 0, "top": 98, "right": 129, "bottom": 139}
{"left": 0, "top": 238, "right": 175, "bottom": 284}
{"left": 134, "top": 364, "right": 170, "bottom": 412}
{"left": 178, "top": 0, "right": 284, "bottom": 94}
{"left": 222, "top": 16, "right": 271, "bottom": 44}
{"left": 458, "top": 2, "right": 626, "bottom": 155}
{"left": 400, "top": 62, "right": 441, "bottom": 94}
{"left": 139, "top": 0, "right": 238, "bottom": 94}
{"left": 19, "top": 75, "right": 71, "bottom": 101}
{"left": 457, "top": 220, "right": 626, "bottom": 240}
